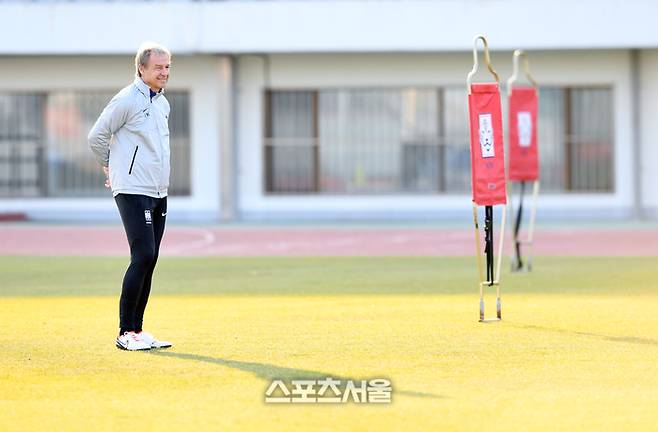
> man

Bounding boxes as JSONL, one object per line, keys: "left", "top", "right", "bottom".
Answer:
{"left": 88, "top": 42, "right": 173, "bottom": 351}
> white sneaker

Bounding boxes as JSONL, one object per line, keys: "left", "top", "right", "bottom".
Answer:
{"left": 138, "top": 331, "right": 172, "bottom": 349}
{"left": 116, "top": 331, "right": 151, "bottom": 351}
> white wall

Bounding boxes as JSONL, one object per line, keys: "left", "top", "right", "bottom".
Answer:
{"left": 236, "top": 51, "right": 637, "bottom": 220}
{"left": 0, "top": 55, "right": 226, "bottom": 221}
{"left": 2, "top": 1, "right": 658, "bottom": 54}
{"left": 0, "top": 50, "right": 650, "bottom": 222}
{"left": 639, "top": 49, "right": 658, "bottom": 217}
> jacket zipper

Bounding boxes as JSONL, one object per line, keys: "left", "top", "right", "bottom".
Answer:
{"left": 128, "top": 146, "right": 139, "bottom": 175}
{"left": 156, "top": 99, "right": 161, "bottom": 196}
{"left": 159, "top": 117, "right": 164, "bottom": 196}
{"left": 151, "top": 98, "right": 161, "bottom": 196}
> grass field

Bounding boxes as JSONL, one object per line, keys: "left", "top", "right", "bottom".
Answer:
{"left": 1, "top": 256, "right": 657, "bottom": 431}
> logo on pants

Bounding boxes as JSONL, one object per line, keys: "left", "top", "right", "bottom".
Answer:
{"left": 144, "top": 210, "right": 152, "bottom": 225}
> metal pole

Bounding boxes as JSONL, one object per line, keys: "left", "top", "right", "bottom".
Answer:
{"left": 513, "top": 181, "right": 526, "bottom": 270}
{"left": 473, "top": 204, "right": 485, "bottom": 321}
{"left": 485, "top": 205, "right": 494, "bottom": 284}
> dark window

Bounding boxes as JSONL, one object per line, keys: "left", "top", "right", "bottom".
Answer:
{"left": 0, "top": 91, "right": 192, "bottom": 197}
{"left": 264, "top": 86, "right": 614, "bottom": 195}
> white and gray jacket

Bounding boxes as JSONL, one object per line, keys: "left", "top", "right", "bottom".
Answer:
{"left": 88, "top": 77, "right": 170, "bottom": 198}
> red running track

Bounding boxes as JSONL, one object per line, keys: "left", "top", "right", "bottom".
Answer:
{"left": 0, "top": 225, "right": 657, "bottom": 257}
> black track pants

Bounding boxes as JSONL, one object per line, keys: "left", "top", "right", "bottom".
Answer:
{"left": 114, "top": 193, "right": 167, "bottom": 335}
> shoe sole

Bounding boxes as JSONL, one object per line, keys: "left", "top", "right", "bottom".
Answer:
{"left": 115, "top": 341, "right": 151, "bottom": 351}
{"left": 150, "top": 344, "right": 172, "bottom": 349}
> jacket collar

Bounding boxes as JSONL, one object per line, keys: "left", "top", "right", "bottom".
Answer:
{"left": 133, "top": 77, "right": 164, "bottom": 99}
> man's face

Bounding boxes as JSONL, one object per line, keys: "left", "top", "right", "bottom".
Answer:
{"left": 139, "top": 52, "right": 170, "bottom": 92}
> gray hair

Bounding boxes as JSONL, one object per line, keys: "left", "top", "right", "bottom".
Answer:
{"left": 135, "top": 42, "right": 171, "bottom": 77}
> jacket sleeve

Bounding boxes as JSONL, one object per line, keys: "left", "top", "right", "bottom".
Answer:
{"left": 87, "top": 95, "right": 130, "bottom": 167}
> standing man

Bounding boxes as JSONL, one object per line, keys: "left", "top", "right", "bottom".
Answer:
{"left": 89, "top": 42, "right": 173, "bottom": 351}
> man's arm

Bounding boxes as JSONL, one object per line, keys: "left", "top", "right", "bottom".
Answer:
{"left": 102, "top": 166, "right": 111, "bottom": 188}
{"left": 88, "top": 95, "right": 129, "bottom": 168}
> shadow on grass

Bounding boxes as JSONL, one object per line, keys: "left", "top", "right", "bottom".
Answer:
{"left": 148, "top": 350, "right": 443, "bottom": 400}
{"left": 510, "top": 323, "right": 658, "bottom": 347}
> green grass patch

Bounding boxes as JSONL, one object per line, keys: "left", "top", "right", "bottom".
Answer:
{"left": 1, "top": 256, "right": 656, "bottom": 297}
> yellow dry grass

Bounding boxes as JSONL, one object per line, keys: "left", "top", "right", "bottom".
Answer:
{"left": 2, "top": 293, "right": 657, "bottom": 431}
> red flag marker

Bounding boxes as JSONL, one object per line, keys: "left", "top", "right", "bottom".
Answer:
{"left": 508, "top": 86, "right": 539, "bottom": 181}
{"left": 466, "top": 35, "right": 507, "bottom": 323}
{"left": 468, "top": 83, "right": 507, "bottom": 206}
{"left": 507, "top": 50, "right": 540, "bottom": 273}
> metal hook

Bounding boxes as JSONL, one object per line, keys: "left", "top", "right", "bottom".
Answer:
{"left": 467, "top": 35, "right": 500, "bottom": 94}
{"left": 507, "top": 49, "right": 537, "bottom": 94}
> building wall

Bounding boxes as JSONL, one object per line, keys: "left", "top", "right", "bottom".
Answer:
{"left": 2, "top": 1, "right": 658, "bottom": 54}
{"left": 236, "top": 51, "right": 636, "bottom": 220}
{"left": 0, "top": 55, "right": 228, "bottom": 221}
{"left": 639, "top": 49, "right": 658, "bottom": 217}
{"left": 0, "top": 49, "right": 654, "bottom": 221}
